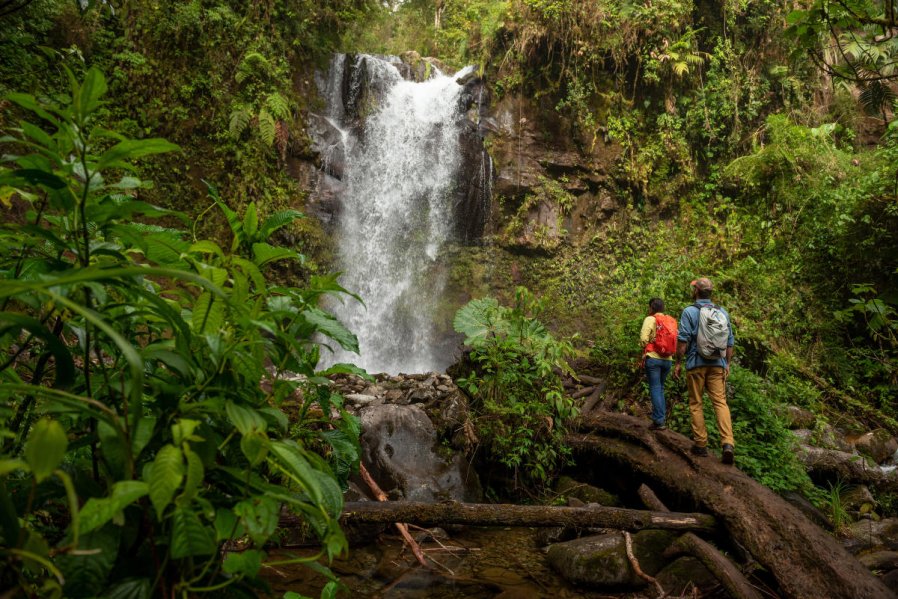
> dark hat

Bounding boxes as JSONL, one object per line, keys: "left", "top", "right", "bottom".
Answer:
{"left": 690, "top": 277, "right": 713, "bottom": 292}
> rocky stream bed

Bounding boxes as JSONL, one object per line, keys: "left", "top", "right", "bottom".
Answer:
{"left": 261, "top": 372, "right": 898, "bottom": 598}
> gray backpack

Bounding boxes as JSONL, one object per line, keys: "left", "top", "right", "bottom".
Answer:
{"left": 695, "top": 303, "right": 729, "bottom": 360}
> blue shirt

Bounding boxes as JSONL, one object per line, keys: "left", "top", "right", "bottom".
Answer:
{"left": 677, "top": 299, "right": 735, "bottom": 370}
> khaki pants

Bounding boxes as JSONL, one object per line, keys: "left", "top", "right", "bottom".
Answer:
{"left": 686, "top": 366, "right": 734, "bottom": 447}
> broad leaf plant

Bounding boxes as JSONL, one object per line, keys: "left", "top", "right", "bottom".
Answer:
{"left": 0, "top": 67, "right": 363, "bottom": 598}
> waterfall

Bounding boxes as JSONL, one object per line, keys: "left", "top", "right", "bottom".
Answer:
{"left": 315, "top": 54, "right": 477, "bottom": 374}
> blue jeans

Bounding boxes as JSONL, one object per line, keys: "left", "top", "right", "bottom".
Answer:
{"left": 645, "top": 358, "right": 672, "bottom": 425}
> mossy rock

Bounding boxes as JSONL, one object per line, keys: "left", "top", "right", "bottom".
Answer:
{"left": 556, "top": 475, "right": 620, "bottom": 507}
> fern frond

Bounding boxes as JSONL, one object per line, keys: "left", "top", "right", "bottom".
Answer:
{"left": 859, "top": 80, "right": 897, "bottom": 116}
{"left": 259, "top": 209, "right": 304, "bottom": 240}
{"left": 257, "top": 109, "right": 276, "bottom": 146}
{"left": 265, "top": 92, "right": 291, "bottom": 121}
{"left": 228, "top": 107, "right": 252, "bottom": 137}
{"left": 235, "top": 51, "right": 271, "bottom": 84}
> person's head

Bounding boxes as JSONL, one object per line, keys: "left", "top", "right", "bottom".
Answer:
{"left": 691, "top": 277, "right": 713, "bottom": 300}
{"left": 648, "top": 298, "right": 664, "bottom": 315}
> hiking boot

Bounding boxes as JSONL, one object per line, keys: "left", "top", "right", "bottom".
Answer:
{"left": 721, "top": 444, "right": 735, "bottom": 465}
{"left": 649, "top": 422, "right": 667, "bottom": 431}
{"left": 690, "top": 445, "right": 709, "bottom": 457}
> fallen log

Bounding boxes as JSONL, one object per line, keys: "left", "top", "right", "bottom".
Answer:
{"left": 638, "top": 485, "right": 764, "bottom": 599}
{"left": 568, "top": 412, "right": 894, "bottom": 599}
{"left": 279, "top": 501, "right": 717, "bottom": 532}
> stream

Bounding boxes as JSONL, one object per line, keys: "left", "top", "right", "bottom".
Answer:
{"left": 265, "top": 527, "right": 638, "bottom": 599}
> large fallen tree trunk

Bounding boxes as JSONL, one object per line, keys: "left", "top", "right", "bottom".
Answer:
{"left": 569, "top": 412, "right": 894, "bottom": 599}
{"left": 279, "top": 500, "right": 717, "bottom": 532}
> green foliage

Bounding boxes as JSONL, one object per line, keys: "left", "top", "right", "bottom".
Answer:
{"left": 670, "top": 367, "right": 815, "bottom": 494}
{"left": 454, "top": 288, "right": 577, "bottom": 489}
{"left": 0, "top": 69, "right": 360, "bottom": 597}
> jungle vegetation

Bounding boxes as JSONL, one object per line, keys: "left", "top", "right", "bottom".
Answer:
{"left": 1, "top": 0, "right": 897, "bottom": 596}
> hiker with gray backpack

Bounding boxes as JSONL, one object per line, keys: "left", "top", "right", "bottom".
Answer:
{"left": 673, "top": 277, "right": 736, "bottom": 464}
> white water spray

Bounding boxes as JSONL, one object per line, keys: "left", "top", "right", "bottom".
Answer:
{"left": 318, "top": 55, "right": 474, "bottom": 374}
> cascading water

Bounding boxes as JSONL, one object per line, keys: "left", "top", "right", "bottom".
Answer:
{"left": 315, "top": 55, "right": 480, "bottom": 374}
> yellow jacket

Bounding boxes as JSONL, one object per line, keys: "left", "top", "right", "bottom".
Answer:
{"left": 641, "top": 315, "right": 673, "bottom": 361}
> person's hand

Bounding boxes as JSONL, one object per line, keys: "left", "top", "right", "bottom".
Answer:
{"left": 724, "top": 364, "right": 730, "bottom": 379}
{"left": 673, "top": 363, "right": 681, "bottom": 380}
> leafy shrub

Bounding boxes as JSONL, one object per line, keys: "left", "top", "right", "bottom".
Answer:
{"left": 669, "top": 367, "right": 815, "bottom": 494}
{"left": 453, "top": 288, "right": 577, "bottom": 489}
{"left": 0, "top": 68, "right": 361, "bottom": 597}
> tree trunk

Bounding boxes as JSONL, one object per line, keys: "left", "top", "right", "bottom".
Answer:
{"left": 279, "top": 501, "right": 717, "bottom": 533}
{"left": 639, "top": 484, "right": 764, "bottom": 599}
{"left": 568, "top": 412, "right": 894, "bottom": 599}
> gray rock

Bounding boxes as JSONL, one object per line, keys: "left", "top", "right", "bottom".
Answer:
{"left": 793, "top": 427, "right": 853, "bottom": 452}
{"left": 556, "top": 476, "right": 620, "bottom": 507}
{"left": 546, "top": 530, "right": 675, "bottom": 588}
{"left": 852, "top": 430, "right": 898, "bottom": 464}
{"left": 359, "top": 403, "right": 481, "bottom": 502}
{"left": 783, "top": 405, "right": 817, "bottom": 429}
{"left": 859, "top": 550, "right": 898, "bottom": 571}
{"left": 344, "top": 393, "right": 381, "bottom": 407}
{"left": 844, "top": 518, "right": 898, "bottom": 553}
{"left": 655, "top": 557, "right": 718, "bottom": 596}
{"left": 842, "top": 485, "right": 877, "bottom": 514}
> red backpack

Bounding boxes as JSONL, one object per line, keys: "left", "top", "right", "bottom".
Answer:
{"left": 646, "top": 313, "right": 678, "bottom": 358}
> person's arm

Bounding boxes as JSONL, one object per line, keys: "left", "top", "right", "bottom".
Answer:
{"left": 674, "top": 308, "right": 694, "bottom": 380}
{"left": 640, "top": 316, "right": 655, "bottom": 347}
{"left": 674, "top": 341, "right": 687, "bottom": 379}
{"left": 724, "top": 307, "right": 735, "bottom": 377}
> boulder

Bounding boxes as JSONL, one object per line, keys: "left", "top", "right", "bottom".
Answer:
{"left": 359, "top": 403, "right": 482, "bottom": 503}
{"left": 844, "top": 518, "right": 898, "bottom": 554}
{"left": 783, "top": 405, "right": 817, "bottom": 429}
{"left": 842, "top": 485, "right": 877, "bottom": 515}
{"left": 792, "top": 426, "right": 853, "bottom": 453}
{"left": 546, "top": 530, "right": 676, "bottom": 588}
{"left": 859, "top": 550, "right": 898, "bottom": 571}
{"left": 655, "top": 556, "right": 719, "bottom": 596}
{"left": 851, "top": 430, "right": 898, "bottom": 464}
{"left": 556, "top": 476, "right": 620, "bottom": 507}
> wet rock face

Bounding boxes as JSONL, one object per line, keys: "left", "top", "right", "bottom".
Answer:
{"left": 330, "top": 373, "right": 482, "bottom": 503}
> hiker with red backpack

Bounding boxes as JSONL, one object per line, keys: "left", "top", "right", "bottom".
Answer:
{"left": 640, "top": 298, "right": 678, "bottom": 431}
{"left": 673, "top": 277, "right": 736, "bottom": 464}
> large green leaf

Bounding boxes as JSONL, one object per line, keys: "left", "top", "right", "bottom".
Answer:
{"left": 97, "top": 138, "right": 179, "bottom": 171}
{"left": 222, "top": 549, "right": 263, "bottom": 578}
{"left": 302, "top": 308, "right": 358, "bottom": 353}
{"left": 78, "top": 481, "right": 149, "bottom": 535}
{"left": 233, "top": 497, "right": 279, "bottom": 545}
{"left": 225, "top": 401, "right": 268, "bottom": 435}
{"left": 147, "top": 444, "right": 184, "bottom": 519}
{"left": 259, "top": 209, "right": 304, "bottom": 240}
{"left": 191, "top": 292, "right": 226, "bottom": 335}
{"left": 252, "top": 242, "right": 300, "bottom": 267}
{"left": 76, "top": 67, "right": 108, "bottom": 121}
{"left": 170, "top": 507, "right": 216, "bottom": 559}
{"left": 243, "top": 202, "right": 259, "bottom": 240}
{"left": 23, "top": 418, "right": 67, "bottom": 483}
{"left": 452, "top": 297, "right": 502, "bottom": 344}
